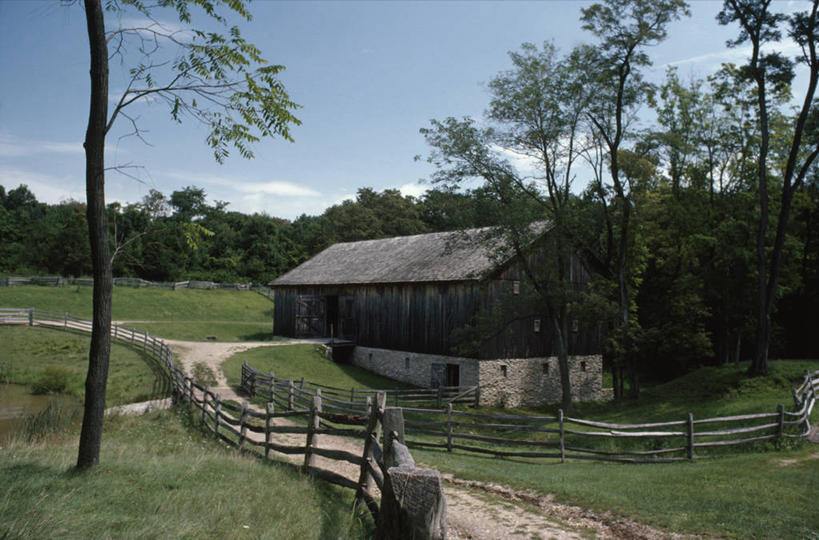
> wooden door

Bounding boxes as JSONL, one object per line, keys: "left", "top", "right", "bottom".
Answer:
{"left": 295, "top": 295, "right": 326, "bottom": 337}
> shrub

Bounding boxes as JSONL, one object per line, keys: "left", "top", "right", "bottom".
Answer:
{"left": 30, "top": 366, "right": 72, "bottom": 395}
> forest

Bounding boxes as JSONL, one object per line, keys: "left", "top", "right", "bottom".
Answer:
{"left": 1, "top": 0, "right": 817, "bottom": 392}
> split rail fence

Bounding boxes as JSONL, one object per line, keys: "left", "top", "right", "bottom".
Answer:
{"left": 242, "top": 361, "right": 817, "bottom": 464}
{"left": 0, "top": 308, "right": 435, "bottom": 526}
{"left": 0, "top": 275, "right": 259, "bottom": 291}
{"left": 240, "top": 363, "right": 479, "bottom": 413}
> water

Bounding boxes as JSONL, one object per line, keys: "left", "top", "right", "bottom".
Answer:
{"left": 0, "top": 384, "right": 77, "bottom": 442}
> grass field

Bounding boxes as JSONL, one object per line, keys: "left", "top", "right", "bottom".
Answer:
{"left": 0, "top": 407, "right": 371, "bottom": 539}
{"left": 0, "top": 285, "right": 274, "bottom": 341}
{"left": 223, "top": 344, "right": 413, "bottom": 391}
{"left": 1, "top": 325, "right": 165, "bottom": 406}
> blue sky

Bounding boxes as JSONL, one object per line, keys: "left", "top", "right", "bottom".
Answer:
{"left": 0, "top": 0, "right": 810, "bottom": 220}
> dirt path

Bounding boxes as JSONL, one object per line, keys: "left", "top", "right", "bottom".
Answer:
{"left": 169, "top": 340, "right": 682, "bottom": 540}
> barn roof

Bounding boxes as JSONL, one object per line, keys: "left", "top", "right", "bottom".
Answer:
{"left": 271, "top": 224, "right": 548, "bottom": 286}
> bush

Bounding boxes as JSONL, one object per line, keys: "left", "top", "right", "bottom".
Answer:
{"left": 30, "top": 366, "right": 72, "bottom": 395}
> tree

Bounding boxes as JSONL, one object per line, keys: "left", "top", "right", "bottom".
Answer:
{"left": 78, "top": 0, "right": 300, "bottom": 468}
{"left": 578, "top": 0, "right": 689, "bottom": 396}
{"left": 717, "top": 0, "right": 819, "bottom": 375}
{"left": 421, "top": 42, "right": 595, "bottom": 411}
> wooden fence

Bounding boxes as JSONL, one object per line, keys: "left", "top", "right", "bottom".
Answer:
{"left": 240, "top": 363, "right": 479, "bottom": 413}
{"left": 0, "top": 275, "right": 257, "bottom": 290}
{"left": 242, "top": 358, "right": 817, "bottom": 464}
{"left": 0, "top": 307, "right": 435, "bottom": 527}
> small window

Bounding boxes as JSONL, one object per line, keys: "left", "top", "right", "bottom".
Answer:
{"left": 513, "top": 281, "right": 520, "bottom": 295}
{"left": 500, "top": 365, "right": 507, "bottom": 377}
{"left": 533, "top": 319, "right": 541, "bottom": 333}
{"left": 405, "top": 357, "right": 410, "bottom": 369}
{"left": 580, "top": 361, "right": 586, "bottom": 372}
{"left": 542, "top": 362, "right": 549, "bottom": 375}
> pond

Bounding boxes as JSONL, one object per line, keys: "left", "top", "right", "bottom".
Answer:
{"left": 0, "top": 384, "right": 79, "bottom": 442}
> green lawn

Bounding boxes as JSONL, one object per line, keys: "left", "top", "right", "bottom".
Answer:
{"left": 0, "top": 286, "right": 275, "bottom": 341}
{"left": 1, "top": 325, "right": 165, "bottom": 406}
{"left": 223, "top": 344, "right": 412, "bottom": 391}
{"left": 0, "top": 407, "right": 371, "bottom": 539}
{"left": 413, "top": 445, "right": 818, "bottom": 538}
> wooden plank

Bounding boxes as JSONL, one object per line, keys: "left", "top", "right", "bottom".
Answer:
{"left": 311, "top": 447, "right": 364, "bottom": 466}
{"left": 695, "top": 423, "right": 778, "bottom": 438}
{"left": 694, "top": 434, "right": 777, "bottom": 448}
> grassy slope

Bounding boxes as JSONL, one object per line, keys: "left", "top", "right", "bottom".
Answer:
{"left": 0, "top": 408, "right": 371, "bottom": 539}
{"left": 0, "top": 286, "right": 275, "bottom": 341}
{"left": 1, "top": 325, "right": 164, "bottom": 406}
{"left": 223, "top": 344, "right": 413, "bottom": 391}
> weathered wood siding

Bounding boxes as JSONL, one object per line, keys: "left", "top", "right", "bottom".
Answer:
{"left": 273, "top": 276, "right": 601, "bottom": 359}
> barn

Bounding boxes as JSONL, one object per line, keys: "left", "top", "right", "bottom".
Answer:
{"left": 270, "top": 226, "right": 606, "bottom": 407}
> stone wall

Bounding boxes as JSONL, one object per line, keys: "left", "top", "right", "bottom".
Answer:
{"left": 351, "top": 346, "right": 606, "bottom": 407}
{"left": 476, "top": 355, "right": 603, "bottom": 407}
{"left": 352, "top": 346, "right": 480, "bottom": 389}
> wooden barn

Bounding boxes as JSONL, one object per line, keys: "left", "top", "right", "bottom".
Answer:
{"left": 270, "top": 226, "right": 606, "bottom": 407}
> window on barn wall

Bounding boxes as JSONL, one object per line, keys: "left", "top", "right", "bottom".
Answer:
{"left": 501, "top": 365, "right": 507, "bottom": 377}
{"left": 534, "top": 319, "right": 541, "bottom": 333}
{"left": 581, "top": 361, "right": 586, "bottom": 372}
{"left": 405, "top": 357, "right": 410, "bottom": 369}
{"left": 542, "top": 362, "right": 549, "bottom": 375}
{"left": 513, "top": 281, "right": 520, "bottom": 295}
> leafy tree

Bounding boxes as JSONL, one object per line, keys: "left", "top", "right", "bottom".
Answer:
{"left": 717, "top": 0, "right": 819, "bottom": 375}
{"left": 578, "top": 0, "right": 690, "bottom": 397}
{"left": 77, "top": 0, "right": 300, "bottom": 469}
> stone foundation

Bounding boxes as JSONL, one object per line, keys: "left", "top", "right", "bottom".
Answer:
{"left": 351, "top": 346, "right": 606, "bottom": 407}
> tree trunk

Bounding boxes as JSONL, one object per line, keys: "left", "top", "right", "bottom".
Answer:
{"left": 77, "top": 0, "right": 111, "bottom": 470}
{"left": 553, "top": 313, "right": 572, "bottom": 413}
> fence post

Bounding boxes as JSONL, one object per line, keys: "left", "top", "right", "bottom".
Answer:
{"left": 300, "top": 376, "right": 305, "bottom": 390}
{"left": 250, "top": 371, "right": 257, "bottom": 397}
{"left": 214, "top": 395, "right": 222, "bottom": 437}
{"left": 559, "top": 409, "right": 565, "bottom": 463}
{"left": 304, "top": 392, "right": 322, "bottom": 471}
{"left": 446, "top": 403, "right": 453, "bottom": 453}
{"left": 64, "top": 312, "right": 67, "bottom": 329}
{"left": 357, "top": 393, "right": 384, "bottom": 498}
{"left": 201, "top": 391, "right": 209, "bottom": 426}
{"left": 239, "top": 400, "right": 249, "bottom": 449}
{"left": 265, "top": 401, "right": 274, "bottom": 460}
{"left": 474, "top": 385, "right": 480, "bottom": 407}
{"left": 436, "top": 386, "right": 443, "bottom": 408}
{"left": 268, "top": 372, "right": 275, "bottom": 402}
{"left": 382, "top": 406, "right": 406, "bottom": 468}
{"left": 28, "top": 308, "right": 33, "bottom": 326}
{"left": 686, "top": 412, "right": 695, "bottom": 461}
{"left": 777, "top": 404, "right": 785, "bottom": 439}
{"left": 130, "top": 328, "right": 135, "bottom": 344}
{"left": 288, "top": 380, "right": 295, "bottom": 410}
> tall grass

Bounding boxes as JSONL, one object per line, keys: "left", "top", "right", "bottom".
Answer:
{"left": 0, "top": 407, "right": 372, "bottom": 539}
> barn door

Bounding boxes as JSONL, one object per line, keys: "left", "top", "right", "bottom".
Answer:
{"left": 338, "top": 296, "right": 356, "bottom": 339}
{"left": 295, "top": 295, "right": 326, "bottom": 337}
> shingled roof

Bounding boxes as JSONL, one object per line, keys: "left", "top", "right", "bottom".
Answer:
{"left": 271, "top": 224, "right": 547, "bottom": 286}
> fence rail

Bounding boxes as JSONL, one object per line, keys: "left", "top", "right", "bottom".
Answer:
{"left": 1, "top": 307, "right": 448, "bottom": 531}
{"left": 240, "top": 363, "right": 479, "bottom": 411}
{"left": 0, "top": 275, "right": 261, "bottom": 291}
{"left": 240, "top": 355, "right": 817, "bottom": 464}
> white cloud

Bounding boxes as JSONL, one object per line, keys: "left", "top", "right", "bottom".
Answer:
{"left": 0, "top": 133, "right": 83, "bottom": 157}
{"left": 664, "top": 41, "right": 803, "bottom": 70}
{"left": 0, "top": 166, "right": 84, "bottom": 204}
{"left": 163, "top": 170, "right": 321, "bottom": 197}
{"left": 398, "top": 182, "right": 428, "bottom": 198}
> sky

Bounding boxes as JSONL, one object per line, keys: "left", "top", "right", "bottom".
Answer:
{"left": 0, "top": 0, "right": 812, "bottom": 221}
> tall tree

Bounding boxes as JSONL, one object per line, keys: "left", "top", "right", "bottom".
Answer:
{"left": 422, "top": 43, "right": 593, "bottom": 411}
{"left": 78, "top": 0, "right": 300, "bottom": 468}
{"left": 579, "top": 0, "right": 689, "bottom": 396}
{"left": 717, "top": 0, "right": 819, "bottom": 375}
